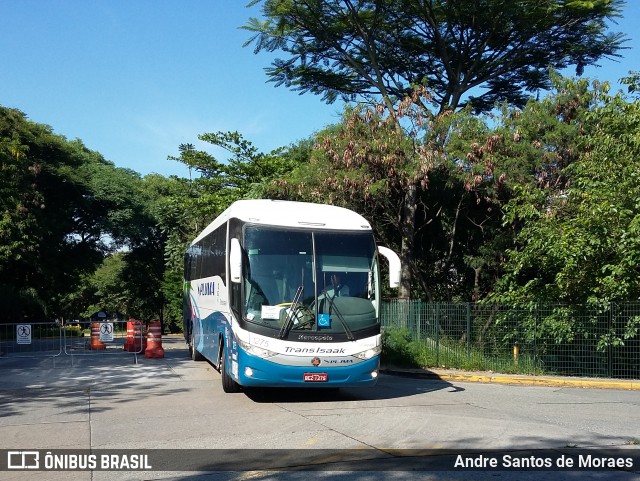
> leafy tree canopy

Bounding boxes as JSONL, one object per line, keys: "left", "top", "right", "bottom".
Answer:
{"left": 0, "top": 107, "right": 150, "bottom": 321}
{"left": 480, "top": 74, "right": 640, "bottom": 308}
{"left": 170, "top": 131, "right": 303, "bottom": 211}
{"left": 245, "top": 0, "right": 626, "bottom": 112}
{"left": 270, "top": 89, "right": 507, "bottom": 300}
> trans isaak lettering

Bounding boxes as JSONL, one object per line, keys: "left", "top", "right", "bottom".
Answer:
{"left": 284, "top": 346, "right": 346, "bottom": 354}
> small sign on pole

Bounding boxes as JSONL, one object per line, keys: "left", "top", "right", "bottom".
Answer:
{"left": 16, "top": 324, "right": 32, "bottom": 345}
{"left": 99, "top": 322, "right": 114, "bottom": 342}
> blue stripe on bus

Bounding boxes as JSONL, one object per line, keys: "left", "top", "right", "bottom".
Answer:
{"left": 189, "top": 293, "right": 206, "bottom": 353}
{"left": 191, "top": 306, "right": 229, "bottom": 361}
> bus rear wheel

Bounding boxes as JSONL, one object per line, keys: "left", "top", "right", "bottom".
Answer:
{"left": 220, "top": 346, "right": 241, "bottom": 393}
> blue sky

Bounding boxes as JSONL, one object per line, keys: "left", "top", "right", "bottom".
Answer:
{"left": 1, "top": 1, "right": 639, "bottom": 179}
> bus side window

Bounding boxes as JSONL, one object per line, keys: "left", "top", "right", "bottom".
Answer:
{"left": 190, "top": 246, "right": 198, "bottom": 281}
{"left": 184, "top": 252, "right": 191, "bottom": 282}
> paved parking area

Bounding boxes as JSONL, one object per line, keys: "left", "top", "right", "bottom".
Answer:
{"left": 1, "top": 335, "right": 639, "bottom": 481}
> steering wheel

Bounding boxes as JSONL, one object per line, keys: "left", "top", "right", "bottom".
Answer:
{"left": 278, "top": 302, "right": 314, "bottom": 329}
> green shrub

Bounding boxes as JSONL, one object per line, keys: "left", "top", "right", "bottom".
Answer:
{"left": 381, "top": 327, "right": 422, "bottom": 367}
{"left": 382, "top": 326, "right": 545, "bottom": 374}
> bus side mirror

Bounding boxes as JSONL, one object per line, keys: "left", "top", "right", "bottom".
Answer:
{"left": 378, "top": 246, "right": 401, "bottom": 288}
{"left": 230, "top": 238, "right": 242, "bottom": 284}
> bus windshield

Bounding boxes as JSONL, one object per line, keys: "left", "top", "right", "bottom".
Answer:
{"left": 242, "top": 226, "right": 379, "bottom": 338}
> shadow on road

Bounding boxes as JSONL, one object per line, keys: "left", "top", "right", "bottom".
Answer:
{"left": 243, "top": 373, "right": 460, "bottom": 403}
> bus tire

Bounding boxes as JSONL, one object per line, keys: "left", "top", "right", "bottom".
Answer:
{"left": 190, "top": 332, "right": 205, "bottom": 361}
{"left": 220, "top": 345, "right": 241, "bottom": 393}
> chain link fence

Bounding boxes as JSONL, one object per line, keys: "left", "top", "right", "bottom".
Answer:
{"left": 380, "top": 300, "right": 640, "bottom": 380}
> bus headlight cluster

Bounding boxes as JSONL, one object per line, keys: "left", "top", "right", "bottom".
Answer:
{"left": 353, "top": 345, "right": 382, "bottom": 360}
{"left": 237, "top": 338, "right": 277, "bottom": 359}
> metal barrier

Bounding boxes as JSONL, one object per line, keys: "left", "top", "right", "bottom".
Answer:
{"left": 63, "top": 320, "right": 145, "bottom": 364}
{"left": 0, "top": 320, "right": 146, "bottom": 365}
{"left": 0, "top": 321, "right": 63, "bottom": 359}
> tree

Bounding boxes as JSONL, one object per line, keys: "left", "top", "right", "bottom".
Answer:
{"left": 75, "top": 254, "right": 130, "bottom": 317}
{"left": 139, "top": 174, "right": 199, "bottom": 330}
{"left": 1, "top": 108, "right": 105, "bottom": 320}
{"left": 272, "top": 90, "right": 506, "bottom": 299}
{"left": 164, "top": 133, "right": 305, "bottom": 326}
{"left": 172, "top": 131, "right": 299, "bottom": 200}
{"left": 0, "top": 107, "right": 159, "bottom": 322}
{"left": 168, "top": 131, "right": 305, "bottom": 228}
{"left": 245, "top": 0, "right": 625, "bottom": 299}
{"left": 245, "top": 0, "right": 625, "bottom": 113}
{"left": 435, "top": 73, "right": 640, "bottom": 361}
{"left": 491, "top": 74, "right": 640, "bottom": 308}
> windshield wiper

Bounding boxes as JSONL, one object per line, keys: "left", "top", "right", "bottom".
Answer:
{"left": 321, "top": 288, "right": 355, "bottom": 341}
{"left": 279, "top": 286, "right": 305, "bottom": 339}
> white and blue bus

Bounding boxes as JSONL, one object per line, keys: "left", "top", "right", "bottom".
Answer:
{"left": 183, "top": 199, "right": 401, "bottom": 392}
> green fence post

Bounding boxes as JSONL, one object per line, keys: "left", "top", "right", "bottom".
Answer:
{"left": 609, "top": 302, "right": 613, "bottom": 379}
{"left": 467, "top": 302, "right": 471, "bottom": 362}
{"left": 435, "top": 302, "right": 440, "bottom": 367}
{"left": 417, "top": 300, "right": 421, "bottom": 342}
{"left": 535, "top": 304, "right": 539, "bottom": 371}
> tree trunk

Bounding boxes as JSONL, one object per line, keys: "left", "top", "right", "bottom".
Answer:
{"left": 399, "top": 184, "right": 416, "bottom": 299}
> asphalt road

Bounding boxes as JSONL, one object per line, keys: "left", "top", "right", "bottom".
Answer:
{"left": 0, "top": 336, "right": 638, "bottom": 481}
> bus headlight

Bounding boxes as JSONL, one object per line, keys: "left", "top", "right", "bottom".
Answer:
{"left": 237, "top": 338, "right": 278, "bottom": 359}
{"left": 353, "top": 345, "right": 382, "bottom": 360}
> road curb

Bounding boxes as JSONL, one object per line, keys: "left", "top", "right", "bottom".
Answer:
{"left": 380, "top": 367, "right": 640, "bottom": 390}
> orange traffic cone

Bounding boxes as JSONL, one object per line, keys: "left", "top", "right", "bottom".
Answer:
{"left": 144, "top": 320, "right": 164, "bottom": 358}
{"left": 123, "top": 319, "right": 146, "bottom": 353}
{"left": 89, "top": 323, "right": 106, "bottom": 350}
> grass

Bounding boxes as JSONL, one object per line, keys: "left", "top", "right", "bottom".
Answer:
{"left": 381, "top": 326, "right": 546, "bottom": 375}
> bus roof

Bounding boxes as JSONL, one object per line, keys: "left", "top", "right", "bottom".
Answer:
{"left": 191, "top": 200, "right": 372, "bottom": 245}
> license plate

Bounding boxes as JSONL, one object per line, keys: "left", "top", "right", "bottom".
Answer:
{"left": 303, "top": 372, "right": 328, "bottom": 382}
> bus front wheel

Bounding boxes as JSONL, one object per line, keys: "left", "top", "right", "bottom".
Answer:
{"left": 220, "top": 345, "right": 241, "bottom": 393}
{"left": 190, "top": 332, "right": 205, "bottom": 361}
